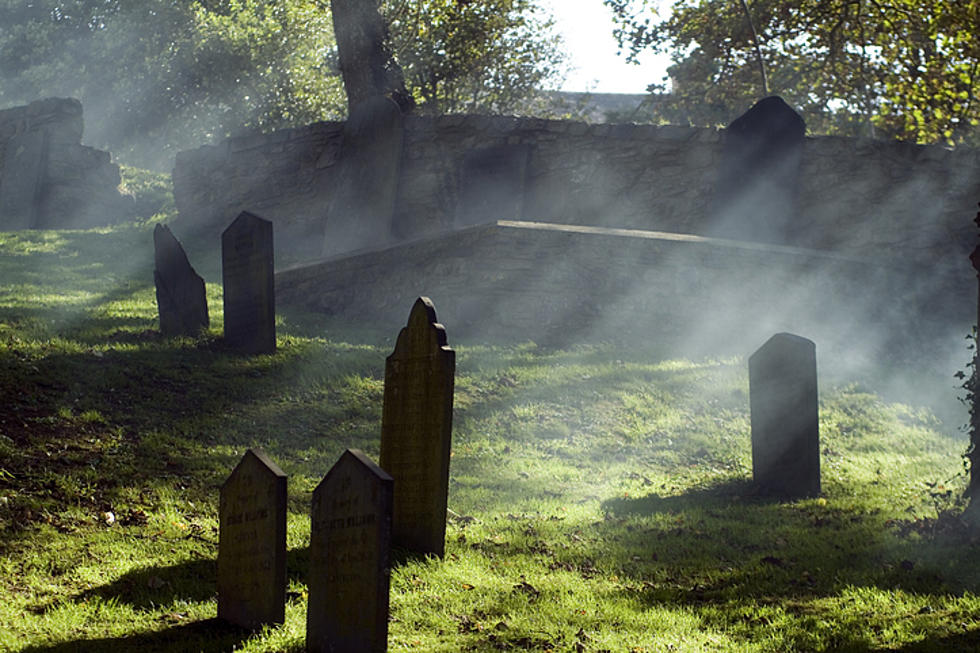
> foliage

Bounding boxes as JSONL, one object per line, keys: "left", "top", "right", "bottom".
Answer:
{"left": 956, "top": 328, "right": 980, "bottom": 516}
{"left": 604, "top": 0, "right": 980, "bottom": 145}
{"left": 383, "top": 0, "right": 566, "bottom": 115}
{"left": 0, "top": 0, "right": 567, "bottom": 170}
{"left": 0, "top": 0, "right": 346, "bottom": 169}
{"left": 0, "top": 193, "right": 977, "bottom": 650}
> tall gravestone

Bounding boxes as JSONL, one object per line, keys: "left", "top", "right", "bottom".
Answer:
{"left": 307, "top": 449, "right": 393, "bottom": 653}
{"left": 222, "top": 212, "right": 275, "bottom": 354}
{"left": 322, "top": 96, "right": 405, "bottom": 258}
{"left": 710, "top": 96, "right": 805, "bottom": 245}
{"left": 456, "top": 144, "right": 531, "bottom": 227}
{"left": 218, "top": 449, "right": 287, "bottom": 629}
{"left": 379, "top": 297, "right": 455, "bottom": 557}
{"left": 153, "top": 224, "right": 209, "bottom": 336}
{"left": 748, "top": 333, "right": 820, "bottom": 498}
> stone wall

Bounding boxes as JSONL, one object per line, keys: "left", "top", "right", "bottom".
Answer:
{"left": 173, "top": 113, "right": 980, "bottom": 266}
{"left": 277, "top": 220, "right": 968, "bottom": 365}
{"left": 0, "top": 98, "right": 131, "bottom": 230}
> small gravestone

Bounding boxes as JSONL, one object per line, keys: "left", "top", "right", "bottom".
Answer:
{"left": 218, "top": 449, "right": 287, "bottom": 629}
{"left": 153, "top": 224, "right": 209, "bottom": 336}
{"left": 0, "top": 130, "right": 48, "bottom": 230}
{"left": 456, "top": 144, "right": 531, "bottom": 227}
{"left": 222, "top": 212, "right": 275, "bottom": 354}
{"left": 710, "top": 96, "right": 805, "bottom": 244}
{"left": 749, "top": 333, "right": 820, "bottom": 498}
{"left": 322, "top": 96, "right": 404, "bottom": 257}
{"left": 307, "top": 449, "right": 393, "bottom": 653}
{"left": 379, "top": 297, "right": 455, "bottom": 557}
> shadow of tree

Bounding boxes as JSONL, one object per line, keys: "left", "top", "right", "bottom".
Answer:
{"left": 593, "top": 475, "right": 978, "bottom": 609}
{"left": 17, "top": 618, "right": 258, "bottom": 653}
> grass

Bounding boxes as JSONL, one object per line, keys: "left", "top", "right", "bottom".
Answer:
{"left": 0, "top": 180, "right": 978, "bottom": 651}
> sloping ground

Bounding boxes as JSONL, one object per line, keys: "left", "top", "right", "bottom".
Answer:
{"left": 0, "top": 219, "right": 978, "bottom": 652}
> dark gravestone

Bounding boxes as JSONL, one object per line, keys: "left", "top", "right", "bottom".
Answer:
{"left": 379, "top": 297, "right": 455, "bottom": 557}
{"left": 218, "top": 449, "right": 287, "bottom": 629}
{"left": 322, "top": 96, "right": 404, "bottom": 258}
{"left": 222, "top": 212, "right": 275, "bottom": 354}
{"left": 749, "top": 333, "right": 820, "bottom": 498}
{"left": 710, "top": 96, "right": 805, "bottom": 245}
{"left": 0, "top": 130, "right": 48, "bottom": 230}
{"left": 307, "top": 449, "right": 393, "bottom": 653}
{"left": 153, "top": 224, "right": 209, "bottom": 336}
{"left": 456, "top": 144, "right": 531, "bottom": 227}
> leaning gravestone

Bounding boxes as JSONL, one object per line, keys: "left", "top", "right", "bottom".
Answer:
{"left": 748, "top": 333, "right": 820, "bottom": 498}
{"left": 710, "top": 95, "right": 805, "bottom": 245}
{"left": 222, "top": 212, "right": 275, "bottom": 354}
{"left": 379, "top": 297, "right": 455, "bottom": 557}
{"left": 153, "top": 224, "right": 209, "bottom": 336}
{"left": 307, "top": 449, "right": 393, "bottom": 653}
{"left": 218, "top": 449, "right": 287, "bottom": 629}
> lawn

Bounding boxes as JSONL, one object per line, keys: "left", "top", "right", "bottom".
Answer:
{"left": 0, "top": 171, "right": 977, "bottom": 652}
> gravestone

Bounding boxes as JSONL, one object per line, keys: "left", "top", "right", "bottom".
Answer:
{"left": 710, "top": 96, "right": 805, "bottom": 245}
{"left": 456, "top": 144, "right": 531, "bottom": 227}
{"left": 222, "top": 212, "right": 275, "bottom": 354}
{"left": 748, "top": 333, "right": 820, "bottom": 498}
{"left": 379, "top": 297, "right": 455, "bottom": 557}
{"left": 218, "top": 449, "right": 287, "bottom": 629}
{"left": 307, "top": 449, "right": 393, "bottom": 653}
{"left": 153, "top": 224, "right": 209, "bottom": 336}
{"left": 322, "top": 96, "right": 405, "bottom": 258}
{"left": 0, "top": 130, "right": 48, "bottom": 230}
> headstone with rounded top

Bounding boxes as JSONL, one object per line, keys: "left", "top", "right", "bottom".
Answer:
{"left": 749, "top": 333, "right": 820, "bottom": 498}
{"left": 380, "top": 296, "right": 455, "bottom": 557}
{"left": 222, "top": 211, "right": 275, "bottom": 354}
{"left": 307, "top": 448, "right": 393, "bottom": 653}
{"left": 218, "top": 448, "right": 287, "bottom": 629}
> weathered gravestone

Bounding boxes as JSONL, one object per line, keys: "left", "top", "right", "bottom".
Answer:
{"left": 0, "top": 130, "right": 48, "bottom": 230}
{"left": 153, "top": 224, "right": 209, "bottom": 336}
{"left": 322, "top": 96, "right": 405, "bottom": 258}
{"left": 748, "top": 333, "right": 820, "bottom": 498}
{"left": 455, "top": 144, "right": 531, "bottom": 227}
{"left": 307, "top": 449, "right": 393, "bottom": 653}
{"left": 710, "top": 96, "right": 805, "bottom": 245}
{"left": 379, "top": 297, "right": 455, "bottom": 557}
{"left": 222, "top": 212, "right": 275, "bottom": 354}
{"left": 218, "top": 448, "right": 287, "bottom": 629}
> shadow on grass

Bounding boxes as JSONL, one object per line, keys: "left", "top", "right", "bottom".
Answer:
{"left": 599, "top": 476, "right": 980, "bottom": 602}
{"left": 879, "top": 628, "right": 980, "bottom": 652}
{"left": 18, "top": 618, "right": 260, "bottom": 653}
{"left": 58, "top": 547, "right": 313, "bottom": 612}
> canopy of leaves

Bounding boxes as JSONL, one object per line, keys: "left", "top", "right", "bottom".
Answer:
{"left": 0, "top": 0, "right": 345, "bottom": 169}
{"left": 0, "top": 0, "right": 566, "bottom": 169}
{"left": 605, "top": 0, "right": 980, "bottom": 145}
{"left": 383, "top": 0, "right": 566, "bottom": 115}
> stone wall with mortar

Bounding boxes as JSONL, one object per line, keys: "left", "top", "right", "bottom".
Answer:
{"left": 277, "top": 220, "right": 968, "bottom": 366}
{"left": 0, "top": 98, "right": 131, "bottom": 229}
{"left": 173, "top": 113, "right": 980, "bottom": 265}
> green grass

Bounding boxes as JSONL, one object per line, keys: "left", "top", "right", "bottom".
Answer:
{"left": 0, "top": 194, "right": 978, "bottom": 652}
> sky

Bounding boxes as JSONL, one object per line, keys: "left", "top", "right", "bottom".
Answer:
{"left": 539, "top": 0, "right": 672, "bottom": 94}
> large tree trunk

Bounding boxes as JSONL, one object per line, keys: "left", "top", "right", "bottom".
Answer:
{"left": 330, "top": 0, "right": 413, "bottom": 114}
